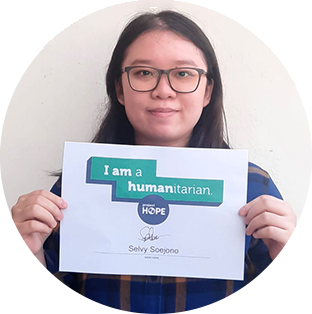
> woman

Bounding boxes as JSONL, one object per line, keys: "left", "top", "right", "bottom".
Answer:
{"left": 12, "top": 10, "right": 296, "bottom": 313}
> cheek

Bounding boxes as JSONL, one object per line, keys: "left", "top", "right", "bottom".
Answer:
{"left": 184, "top": 96, "right": 205, "bottom": 119}
{"left": 117, "top": 76, "right": 134, "bottom": 105}
{"left": 182, "top": 105, "right": 205, "bottom": 133}
{"left": 123, "top": 92, "right": 140, "bottom": 110}
{"left": 123, "top": 96, "right": 144, "bottom": 127}
{"left": 190, "top": 109, "right": 204, "bottom": 129}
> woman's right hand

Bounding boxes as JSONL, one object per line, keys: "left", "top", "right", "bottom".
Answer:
{"left": 12, "top": 190, "right": 67, "bottom": 262}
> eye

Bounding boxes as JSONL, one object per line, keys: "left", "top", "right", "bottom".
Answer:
{"left": 131, "top": 68, "right": 156, "bottom": 78}
{"left": 141, "top": 70, "right": 152, "bottom": 76}
{"left": 174, "top": 69, "right": 197, "bottom": 78}
{"left": 177, "top": 71, "right": 189, "bottom": 77}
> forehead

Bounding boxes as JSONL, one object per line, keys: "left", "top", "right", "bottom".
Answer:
{"left": 122, "top": 30, "right": 207, "bottom": 69}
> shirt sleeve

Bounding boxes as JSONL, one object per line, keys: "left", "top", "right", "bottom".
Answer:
{"left": 2, "top": 180, "right": 75, "bottom": 314}
{"left": 246, "top": 164, "right": 312, "bottom": 313}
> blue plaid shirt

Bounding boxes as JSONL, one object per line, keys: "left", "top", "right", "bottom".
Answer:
{"left": 44, "top": 162, "right": 282, "bottom": 313}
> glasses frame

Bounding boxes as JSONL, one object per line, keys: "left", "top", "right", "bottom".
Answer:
{"left": 121, "top": 66, "right": 209, "bottom": 93}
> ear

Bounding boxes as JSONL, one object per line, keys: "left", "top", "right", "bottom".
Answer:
{"left": 115, "top": 81, "right": 125, "bottom": 106}
{"left": 203, "top": 79, "right": 214, "bottom": 108}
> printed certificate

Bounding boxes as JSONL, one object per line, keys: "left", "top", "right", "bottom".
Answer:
{"left": 60, "top": 142, "right": 248, "bottom": 280}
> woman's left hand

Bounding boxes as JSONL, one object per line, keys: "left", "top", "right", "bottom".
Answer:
{"left": 239, "top": 195, "right": 297, "bottom": 260}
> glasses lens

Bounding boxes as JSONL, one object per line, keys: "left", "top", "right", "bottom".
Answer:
{"left": 169, "top": 68, "right": 200, "bottom": 92}
{"left": 128, "top": 67, "right": 159, "bottom": 91}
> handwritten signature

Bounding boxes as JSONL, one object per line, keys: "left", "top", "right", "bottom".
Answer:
{"left": 139, "top": 226, "right": 170, "bottom": 242}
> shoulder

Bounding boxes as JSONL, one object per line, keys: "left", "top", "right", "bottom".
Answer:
{"left": 248, "top": 162, "right": 270, "bottom": 178}
{"left": 247, "top": 162, "right": 282, "bottom": 202}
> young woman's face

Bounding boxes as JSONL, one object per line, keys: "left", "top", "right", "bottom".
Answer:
{"left": 117, "top": 30, "right": 213, "bottom": 147}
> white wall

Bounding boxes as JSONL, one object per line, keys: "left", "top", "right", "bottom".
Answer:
{"left": 1, "top": 0, "right": 311, "bottom": 219}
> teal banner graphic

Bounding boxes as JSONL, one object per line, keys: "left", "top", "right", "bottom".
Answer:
{"left": 86, "top": 157, "right": 223, "bottom": 206}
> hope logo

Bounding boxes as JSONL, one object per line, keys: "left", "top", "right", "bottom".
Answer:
{"left": 138, "top": 195, "right": 169, "bottom": 225}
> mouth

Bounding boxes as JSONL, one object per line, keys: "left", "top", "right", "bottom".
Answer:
{"left": 148, "top": 108, "right": 179, "bottom": 118}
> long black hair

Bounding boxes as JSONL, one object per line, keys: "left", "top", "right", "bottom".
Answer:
{"left": 92, "top": 10, "right": 229, "bottom": 148}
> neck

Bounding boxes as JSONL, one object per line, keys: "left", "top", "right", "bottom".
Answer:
{"left": 134, "top": 134, "right": 190, "bottom": 148}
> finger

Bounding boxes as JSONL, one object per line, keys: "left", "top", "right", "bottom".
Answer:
{"left": 19, "top": 190, "right": 67, "bottom": 209}
{"left": 245, "top": 211, "right": 288, "bottom": 236}
{"left": 12, "top": 191, "right": 63, "bottom": 221}
{"left": 36, "top": 195, "right": 65, "bottom": 221}
{"left": 252, "top": 226, "right": 290, "bottom": 245}
{"left": 14, "top": 203, "right": 58, "bottom": 229}
{"left": 239, "top": 195, "right": 277, "bottom": 216}
{"left": 17, "top": 220, "right": 52, "bottom": 238}
{"left": 240, "top": 196, "right": 290, "bottom": 224}
{"left": 33, "top": 190, "right": 68, "bottom": 209}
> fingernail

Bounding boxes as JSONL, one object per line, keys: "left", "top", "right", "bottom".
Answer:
{"left": 60, "top": 199, "right": 68, "bottom": 208}
{"left": 238, "top": 206, "right": 245, "bottom": 215}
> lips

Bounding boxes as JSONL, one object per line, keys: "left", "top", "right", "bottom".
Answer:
{"left": 149, "top": 108, "right": 178, "bottom": 118}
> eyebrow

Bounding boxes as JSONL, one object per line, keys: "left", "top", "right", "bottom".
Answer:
{"left": 129, "top": 59, "right": 200, "bottom": 67}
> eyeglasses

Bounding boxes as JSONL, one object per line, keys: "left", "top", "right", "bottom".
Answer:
{"left": 121, "top": 66, "right": 209, "bottom": 93}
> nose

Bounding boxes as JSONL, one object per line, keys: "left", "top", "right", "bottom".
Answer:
{"left": 151, "top": 74, "right": 176, "bottom": 98}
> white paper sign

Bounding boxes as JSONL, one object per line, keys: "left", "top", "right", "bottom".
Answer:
{"left": 60, "top": 142, "right": 248, "bottom": 280}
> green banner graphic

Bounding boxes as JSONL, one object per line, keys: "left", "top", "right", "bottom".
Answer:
{"left": 86, "top": 157, "right": 223, "bottom": 206}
